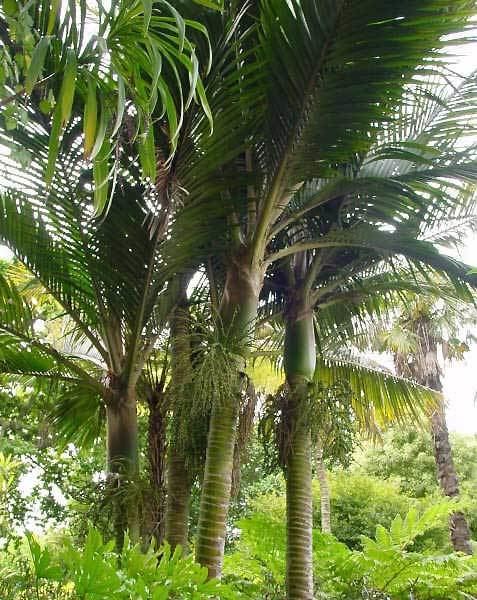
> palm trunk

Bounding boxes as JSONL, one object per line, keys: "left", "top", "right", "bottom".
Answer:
{"left": 431, "top": 402, "right": 472, "bottom": 554}
{"left": 165, "top": 446, "right": 192, "bottom": 551}
{"left": 106, "top": 386, "right": 139, "bottom": 548}
{"left": 315, "top": 445, "right": 331, "bottom": 534}
{"left": 164, "top": 292, "right": 194, "bottom": 552}
{"left": 146, "top": 389, "right": 167, "bottom": 547}
{"left": 283, "top": 304, "right": 316, "bottom": 600}
{"left": 396, "top": 327, "right": 472, "bottom": 555}
{"left": 196, "top": 258, "right": 261, "bottom": 579}
{"left": 196, "top": 398, "right": 240, "bottom": 578}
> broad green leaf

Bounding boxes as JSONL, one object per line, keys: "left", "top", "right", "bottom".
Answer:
{"left": 2, "top": 0, "right": 17, "bottom": 17}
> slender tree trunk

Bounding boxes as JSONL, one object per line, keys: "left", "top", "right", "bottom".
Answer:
{"left": 163, "top": 288, "right": 195, "bottom": 552}
{"left": 146, "top": 389, "right": 167, "bottom": 547}
{"left": 396, "top": 326, "right": 472, "bottom": 554}
{"left": 196, "top": 257, "right": 261, "bottom": 578}
{"left": 431, "top": 402, "right": 472, "bottom": 554}
{"left": 315, "top": 445, "right": 331, "bottom": 534}
{"left": 283, "top": 302, "right": 316, "bottom": 600}
{"left": 165, "top": 446, "right": 192, "bottom": 551}
{"left": 106, "top": 386, "right": 139, "bottom": 548}
{"left": 196, "top": 398, "right": 239, "bottom": 578}
{"left": 286, "top": 394, "right": 313, "bottom": 600}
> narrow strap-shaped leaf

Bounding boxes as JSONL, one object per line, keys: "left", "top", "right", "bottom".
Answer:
{"left": 24, "top": 36, "right": 50, "bottom": 95}
{"left": 47, "top": 0, "right": 61, "bottom": 35}
{"left": 93, "top": 135, "right": 112, "bottom": 217}
{"left": 138, "top": 123, "right": 156, "bottom": 182}
{"left": 111, "top": 74, "right": 125, "bottom": 138}
{"left": 157, "top": 77, "right": 178, "bottom": 149}
{"left": 45, "top": 100, "right": 63, "bottom": 185}
{"left": 59, "top": 49, "right": 77, "bottom": 126}
{"left": 142, "top": 0, "right": 152, "bottom": 31}
{"left": 162, "top": 0, "right": 185, "bottom": 53}
{"left": 195, "top": 78, "right": 213, "bottom": 134}
{"left": 192, "top": 0, "right": 224, "bottom": 11}
{"left": 83, "top": 76, "right": 97, "bottom": 159}
{"left": 89, "top": 98, "right": 109, "bottom": 161}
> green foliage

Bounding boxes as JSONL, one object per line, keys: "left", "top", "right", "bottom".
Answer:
{"left": 233, "top": 468, "right": 456, "bottom": 554}
{"left": 260, "top": 381, "right": 357, "bottom": 473}
{"left": 224, "top": 502, "right": 477, "bottom": 600}
{"left": 0, "top": 527, "right": 239, "bottom": 599}
{"left": 0, "top": 381, "right": 107, "bottom": 535}
{"left": 358, "top": 427, "right": 477, "bottom": 548}
{"left": 323, "top": 472, "right": 413, "bottom": 550}
{"left": 361, "top": 427, "right": 477, "bottom": 498}
{"left": 0, "top": 0, "right": 212, "bottom": 192}
{"left": 0, "top": 450, "right": 21, "bottom": 538}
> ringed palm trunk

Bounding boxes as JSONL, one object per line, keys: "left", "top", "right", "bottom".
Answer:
{"left": 315, "top": 444, "right": 331, "bottom": 534}
{"left": 165, "top": 295, "right": 195, "bottom": 552}
{"left": 146, "top": 389, "right": 167, "bottom": 547}
{"left": 283, "top": 304, "right": 316, "bottom": 600}
{"left": 196, "top": 257, "right": 261, "bottom": 579}
{"left": 106, "top": 384, "right": 139, "bottom": 548}
{"left": 165, "top": 446, "right": 193, "bottom": 551}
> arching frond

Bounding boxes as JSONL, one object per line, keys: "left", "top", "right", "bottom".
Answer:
{"left": 315, "top": 355, "right": 438, "bottom": 436}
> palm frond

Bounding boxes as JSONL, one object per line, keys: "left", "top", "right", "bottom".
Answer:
{"left": 253, "top": 0, "right": 476, "bottom": 246}
{"left": 315, "top": 355, "right": 437, "bottom": 435}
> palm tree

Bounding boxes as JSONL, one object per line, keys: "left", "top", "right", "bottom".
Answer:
{"left": 163, "top": 2, "right": 477, "bottom": 581}
{"left": 261, "top": 259, "right": 475, "bottom": 596}
{"left": 0, "top": 115, "right": 183, "bottom": 543}
{"left": 0, "top": 0, "right": 214, "bottom": 546}
{"left": 0, "top": 0, "right": 210, "bottom": 208}
{"left": 164, "top": 276, "right": 196, "bottom": 552}
{"left": 256, "top": 63, "right": 477, "bottom": 593}
{"left": 379, "top": 297, "right": 475, "bottom": 554}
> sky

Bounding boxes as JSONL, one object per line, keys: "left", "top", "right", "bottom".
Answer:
{"left": 443, "top": 237, "right": 477, "bottom": 434}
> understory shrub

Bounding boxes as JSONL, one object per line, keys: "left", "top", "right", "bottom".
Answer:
{"left": 224, "top": 499, "right": 477, "bottom": 599}
{"left": 0, "top": 527, "right": 238, "bottom": 599}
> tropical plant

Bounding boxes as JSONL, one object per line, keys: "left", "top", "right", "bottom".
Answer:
{"left": 0, "top": 0, "right": 211, "bottom": 211}
{"left": 161, "top": 4, "right": 477, "bottom": 590}
{"left": 252, "top": 50, "right": 477, "bottom": 590}
{"left": 0, "top": 0, "right": 219, "bottom": 548}
{"left": 0, "top": 119, "right": 181, "bottom": 544}
{"left": 2, "top": 1, "right": 477, "bottom": 596}
{"left": 377, "top": 295, "right": 477, "bottom": 553}
{"left": 225, "top": 497, "right": 477, "bottom": 600}
{"left": 0, "top": 526, "right": 238, "bottom": 599}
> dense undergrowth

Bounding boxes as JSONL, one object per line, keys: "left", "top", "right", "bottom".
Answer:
{"left": 2, "top": 399, "right": 477, "bottom": 599}
{"left": 2, "top": 500, "right": 477, "bottom": 599}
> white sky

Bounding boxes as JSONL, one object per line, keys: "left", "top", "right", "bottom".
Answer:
{"left": 443, "top": 236, "right": 477, "bottom": 434}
